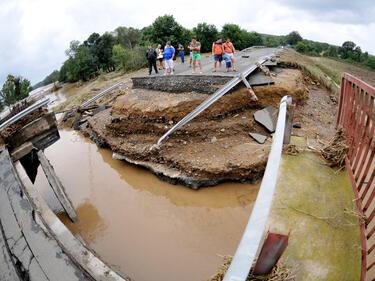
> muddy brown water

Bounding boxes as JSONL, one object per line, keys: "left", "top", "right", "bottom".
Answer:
{"left": 34, "top": 129, "right": 260, "bottom": 281}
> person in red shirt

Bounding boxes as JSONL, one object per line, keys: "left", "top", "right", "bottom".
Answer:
{"left": 223, "top": 38, "right": 237, "bottom": 71}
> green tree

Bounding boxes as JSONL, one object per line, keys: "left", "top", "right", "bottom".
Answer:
{"left": 295, "top": 41, "right": 307, "bottom": 53}
{"left": 243, "top": 31, "right": 263, "bottom": 47}
{"left": 286, "top": 31, "right": 302, "bottom": 45}
{"left": 142, "top": 15, "right": 184, "bottom": 48}
{"left": 193, "top": 23, "right": 219, "bottom": 53}
{"left": 324, "top": 45, "right": 339, "bottom": 57}
{"left": 221, "top": 23, "right": 247, "bottom": 50}
{"left": 340, "top": 41, "right": 356, "bottom": 59}
{"left": 365, "top": 56, "right": 375, "bottom": 70}
{"left": 113, "top": 26, "right": 142, "bottom": 49}
{"left": 0, "top": 75, "right": 32, "bottom": 106}
{"left": 112, "top": 44, "right": 130, "bottom": 71}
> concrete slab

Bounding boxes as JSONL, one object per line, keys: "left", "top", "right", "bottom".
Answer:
{"left": 0, "top": 149, "right": 90, "bottom": 281}
{"left": 248, "top": 71, "right": 274, "bottom": 86}
{"left": 253, "top": 106, "right": 277, "bottom": 133}
{"left": 0, "top": 223, "right": 22, "bottom": 281}
{"left": 267, "top": 137, "right": 361, "bottom": 280}
{"left": 249, "top": 133, "right": 267, "bottom": 144}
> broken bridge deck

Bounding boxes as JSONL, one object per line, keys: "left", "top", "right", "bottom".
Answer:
{"left": 132, "top": 47, "right": 278, "bottom": 94}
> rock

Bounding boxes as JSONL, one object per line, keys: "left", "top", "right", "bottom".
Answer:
{"left": 293, "top": 123, "right": 302, "bottom": 128}
{"left": 183, "top": 141, "right": 187, "bottom": 145}
{"left": 211, "top": 136, "right": 217, "bottom": 143}
{"left": 253, "top": 106, "right": 277, "bottom": 133}
{"left": 201, "top": 135, "right": 207, "bottom": 140}
{"left": 169, "top": 120, "right": 174, "bottom": 125}
{"left": 220, "top": 128, "right": 225, "bottom": 132}
{"left": 249, "top": 133, "right": 267, "bottom": 144}
{"left": 92, "top": 105, "right": 106, "bottom": 115}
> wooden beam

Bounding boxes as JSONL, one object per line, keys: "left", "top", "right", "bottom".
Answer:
{"left": 36, "top": 150, "right": 78, "bottom": 223}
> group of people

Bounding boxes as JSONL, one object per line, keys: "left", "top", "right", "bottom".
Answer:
{"left": 145, "top": 37, "right": 236, "bottom": 75}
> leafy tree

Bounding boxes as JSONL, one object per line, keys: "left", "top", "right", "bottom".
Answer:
{"left": 113, "top": 27, "right": 142, "bottom": 49}
{"left": 340, "top": 41, "right": 356, "bottom": 59}
{"left": 0, "top": 75, "right": 32, "bottom": 106}
{"left": 243, "top": 31, "right": 263, "bottom": 47}
{"left": 142, "top": 15, "right": 184, "bottom": 48}
{"left": 286, "top": 31, "right": 302, "bottom": 45}
{"left": 324, "top": 45, "right": 339, "bottom": 57}
{"left": 295, "top": 41, "right": 307, "bottom": 53}
{"left": 193, "top": 23, "right": 219, "bottom": 52}
{"left": 221, "top": 23, "right": 247, "bottom": 50}
{"left": 365, "top": 56, "right": 375, "bottom": 70}
{"left": 112, "top": 44, "right": 130, "bottom": 71}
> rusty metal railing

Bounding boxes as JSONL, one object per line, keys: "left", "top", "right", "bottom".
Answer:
{"left": 337, "top": 73, "right": 375, "bottom": 281}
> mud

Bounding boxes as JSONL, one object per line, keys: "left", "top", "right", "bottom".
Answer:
{"left": 79, "top": 67, "right": 310, "bottom": 188}
{"left": 34, "top": 129, "right": 260, "bottom": 281}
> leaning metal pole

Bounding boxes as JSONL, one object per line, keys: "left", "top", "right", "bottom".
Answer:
{"left": 223, "top": 95, "right": 292, "bottom": 281}
{"left": 156, "top": 55, "right": 276, "bottom": 146}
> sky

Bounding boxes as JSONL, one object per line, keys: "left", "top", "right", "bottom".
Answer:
{"left": 1, "top": 0, "right": 374, "bottom": 87}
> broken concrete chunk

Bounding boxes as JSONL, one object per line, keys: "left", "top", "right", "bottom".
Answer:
{"left": 249, "top": 133, "right": 267, "bottom": 144}
{"left": 254, "top": 106, "right": 277, "bottom": 133}
{"left": 92, "top": 105, "right": 106, "bottom": 115}
{"left": 248, "top": 71, "right": 274, "bottom": 86}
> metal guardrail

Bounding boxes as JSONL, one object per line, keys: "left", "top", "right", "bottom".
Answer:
{"left": 337, "top": 73, "right": 375, "bottom": 281}
{"left": 0, "top": 98, "right": 50, "bottom": 131}
{"left": 223, "top": 95, "right": 292, "bottom": 281}
{"left": 156, "top": 54, "right": 278, "bottom": 145}
{"left": 81, "top": 82, "right": 123, "bottom": 107}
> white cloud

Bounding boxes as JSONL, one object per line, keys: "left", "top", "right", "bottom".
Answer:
{"left": 1, "top": 0, "right": 374, "bottom": 87}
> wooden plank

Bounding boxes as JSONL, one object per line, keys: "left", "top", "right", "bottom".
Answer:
{"left": 10, "top": 141, "right": 34, "bottom": 162}
{"left": 1, "top": 149, "right": 90, "bottom": 281}
{"left": 37, "top": 150, "right": 78, "bottom": 222}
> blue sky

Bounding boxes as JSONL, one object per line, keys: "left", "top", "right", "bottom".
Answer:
{"left": 1, "top": 0, "right": 374, "bottom": 87}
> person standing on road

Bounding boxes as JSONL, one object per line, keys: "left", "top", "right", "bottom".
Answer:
{"left": 178, "top": 43, "right": 185, "bottom": 63}
{"left": 223, "top": 38, "right": 237, "bottom": 71}
{"left": 146, "top": 45, "right": 158, "bottom": 75}
{"left": 212, "top": 37, "right": 224, "bottom": 72}
{"left": 188, "top": 42, "right": 193, "bottom": 67}
{"left": 156, "top": 44, "right": 164, "bottom": 70}
{"left": 163, "top": 41, "right": 175, "bottom": 75}
{"left": 189, "top": 37, "right": 202, "bottom": 74}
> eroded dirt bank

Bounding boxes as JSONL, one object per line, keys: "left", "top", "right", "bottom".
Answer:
{"left": 79, "top": 67, "right": 337, "bottom": 188}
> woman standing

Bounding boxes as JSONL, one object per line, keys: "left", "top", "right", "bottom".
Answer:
{"left": 156, "top": 44, "right": 164, "bottom": 70}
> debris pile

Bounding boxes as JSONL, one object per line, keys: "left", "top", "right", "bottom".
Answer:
{"left": 319, "top": 128, "right": 348, "bottom": 168}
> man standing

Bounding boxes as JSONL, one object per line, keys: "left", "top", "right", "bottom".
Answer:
{"left": 163, "top": 42, "right": 175, "bottom": 75}
{"left": 146, "top": 45, "right": 158, "bottom": 75}
{"left": 189, "top": 36, "right": 202, "bottom": 74}
{"left": 223, "top": 38, "right": 236, "bottom": 71}
{"left": 212, "top": 37, "right": 224, "bottom": 72}
{"left": 178, "top": 43, "right": 185, "bottom": 63}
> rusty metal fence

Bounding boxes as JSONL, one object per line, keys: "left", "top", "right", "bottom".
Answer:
{"left": 336, "top": 73, "right": 375, "bottom": 281}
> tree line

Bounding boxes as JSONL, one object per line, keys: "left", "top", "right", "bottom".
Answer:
{"left": 294, "top": 38, "right": 375, "bottom": 70}
{"left": 2, "top": 15, "right": 375, "bottom": 110}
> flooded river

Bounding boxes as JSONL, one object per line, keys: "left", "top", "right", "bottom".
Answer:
{"left": 34, "top": 129, "right": 260, "bottom": 281}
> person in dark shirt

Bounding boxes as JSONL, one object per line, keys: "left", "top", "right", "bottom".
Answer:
{"left": 146, "top": 45, "right": 158, "bottom": 75}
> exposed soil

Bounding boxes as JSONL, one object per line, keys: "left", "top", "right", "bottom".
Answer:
{"left": 77, "top": 65, "right": 338, "bottom": 188}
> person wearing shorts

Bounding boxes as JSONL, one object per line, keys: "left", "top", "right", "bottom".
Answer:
{"left": 212, "top": 37, "right": 224, "bottom": 72}
{"left": 223, "top": 38, "right": 236, "bottom": 71}
{"left": 156, "top": 44, "right": 164, "bottom": 70}
{"left": 189, "top": 37, "right": 202, "bottom": 74}
{"left": 223, "top": 53, "right": 232, "bottom": 72}
{"left": 188, "top": 42, "right": 193, "bottom": 67}
{"left": 163, "top": 42, "right": 175, "bottom": 75}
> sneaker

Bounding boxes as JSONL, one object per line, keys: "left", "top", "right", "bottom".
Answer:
{"left": 192, "top": 71, "right": 195, "bottom": 74}
{"left": 199, "top": 71, "right": 202, "bottom": 74}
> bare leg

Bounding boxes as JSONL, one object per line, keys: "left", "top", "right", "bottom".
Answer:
{"left": 198, "top": 60, "right": 202, "bottom": 72}
{"left": 193, "top": 60, "right": 196, "bottom": 72}
{"left": 219, "top": 61, "right": 222, "bottom": 72}
{"left": 232, "top": 58, "right": 236, "bottom": 71}
{"left": 214, "top": 61, "right": 217, "bottom": 71}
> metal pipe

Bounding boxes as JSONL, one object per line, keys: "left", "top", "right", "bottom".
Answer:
{"left": 223, "top": 95, "right": 292, "bottom": 281}
{"left": 81, "top": 82, "right": 123, "bottom": 107}
{"left": 0, "top": 98, "right": 50, "bottom": 131}
{"left": 156, "top": 55, "right": 276, "bottom": 145}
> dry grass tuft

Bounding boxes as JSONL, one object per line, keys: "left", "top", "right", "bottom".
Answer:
{"left": 319, "top": 128, "right": 348, "bottom": 168}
